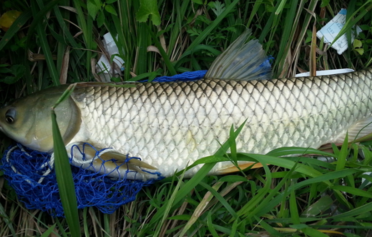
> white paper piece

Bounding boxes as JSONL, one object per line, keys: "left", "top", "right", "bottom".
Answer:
{"left": 316, "top": 9, "right": 362, "bottom": 55}
{"left": 96, "top": 33, "right": 125, "bottom": 78}
{"left": 295, "top": 68, "right": 354, "bottom": 77}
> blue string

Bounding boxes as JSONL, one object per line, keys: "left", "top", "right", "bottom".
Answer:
{"left": 143, "top": 70, "right": 207, "bottom": 82}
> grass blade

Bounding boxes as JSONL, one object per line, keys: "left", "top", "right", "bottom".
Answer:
{"left": 40, "top": 224, "right": 57, "bottom": 237}
{"left": 148, "top": 27, "right": 177, "bottom": 75}
{"left": 32, "top": 1, "right": 59, "bottom": 86}
{"left": 153, "top": 170, "right": 186, "bottom": 236}
{"left": 179, "top": 0, "right": 240, "bottom": 61}
{"left": 332, "top": 201, "right": 372, "bottom": 221}
{"left": 179, "top": 181, "right": 224, "bottom": 236}
{"left": 206, "top": 212, "right": 219, "bottom": 237}
{"left": 52, "top": 84, "right": 80, "bottom": 237}
{"left": 0, "top": 202, "right": 16, "bottom": 236}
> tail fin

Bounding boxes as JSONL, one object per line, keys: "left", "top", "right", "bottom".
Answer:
{"left": 205, "top": 29, "right": 271, "bottom": 81}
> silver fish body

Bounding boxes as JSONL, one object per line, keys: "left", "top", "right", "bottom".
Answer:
{"left": 1, "top": 30, "right": 372, "bottom": 180}
{"left": 68, "top": 69, "right": 372, "bottom": 177}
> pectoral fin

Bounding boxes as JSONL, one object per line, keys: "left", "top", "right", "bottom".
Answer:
{"left": 216, "top": 162, "right": 264, "bottom": 175}
{"left": 82, "top": 146, "right": 157, "bottom": 170}
{"left": 67, "top": 142, "right": 159, "bottom": 180}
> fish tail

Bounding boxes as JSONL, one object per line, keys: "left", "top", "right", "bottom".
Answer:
{"left": 205, "top": 29, "right": 271, "bottom": 81}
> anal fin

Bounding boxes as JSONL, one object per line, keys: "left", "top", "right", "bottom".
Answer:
{"left": 335, "top": 117, "right": 372, "bottom": 144}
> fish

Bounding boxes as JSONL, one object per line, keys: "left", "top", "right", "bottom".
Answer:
{"left": 1, "top": 30, "right": 372, "bottom": 180}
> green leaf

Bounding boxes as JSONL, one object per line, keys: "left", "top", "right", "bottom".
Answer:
{"left": 355, "top": 48, "right": 364, "bottom": 55}
{"left": 353, "top": 39, "right": 362, "bottom": 48}
{"left": 137, "top": 0, "right": 161, "bottom": 26}
{"left": 0, "top": 65, "right": 25, "bottom": 84}
{"left": 301, "top": 195, "right": 333, "bottom": 217}
{"left": 210, "top": 1, "right": 225, "bottom": 17}
{"left": 105, "top": 5, "right": 117, "bottom": 16}
{"left": 87, "top": 0, "right": 100, "bottom": 19}
{"left": 320, "top": 0, "right": 330, "bottom": 7}
{"left": 97, "top": 11, "right": 105, "bottom": 28}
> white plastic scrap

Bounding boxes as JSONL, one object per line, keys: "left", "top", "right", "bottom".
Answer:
{"left": 96, "top": 33, "right": 125, "bottom": 81}
{"left": 316, "top": 8, "right": 362, "bottom": 55}
{"left": 295, "top": 68, "right": 354, "bottom": 77}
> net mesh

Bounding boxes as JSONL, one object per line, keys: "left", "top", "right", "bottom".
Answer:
{"left": 1, "top": 144, "right": 162, "bottom": 217}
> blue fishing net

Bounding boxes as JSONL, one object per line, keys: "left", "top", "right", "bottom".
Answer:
{"left": 1, "top": 144, "right": 162, "bottom": 217}
{"left": 0, "top": 60, "right": 272, "bottom": 217}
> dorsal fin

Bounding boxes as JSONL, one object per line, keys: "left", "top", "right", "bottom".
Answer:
{"left": 205, "top": 29, "right": 271, "bottom": 81}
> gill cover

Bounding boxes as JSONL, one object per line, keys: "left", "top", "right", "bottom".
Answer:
{"left": 0, "top": 86, "right": 81, "bottom": 152}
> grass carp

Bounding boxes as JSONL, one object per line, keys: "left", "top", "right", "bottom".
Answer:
{"left": 1, "top": 30, "right": 372, "bottom": 180}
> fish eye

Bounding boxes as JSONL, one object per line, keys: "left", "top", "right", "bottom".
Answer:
{"left": 5, "top": 108, "right": 16, "bottom": 124}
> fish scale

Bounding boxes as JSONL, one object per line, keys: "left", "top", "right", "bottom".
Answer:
{"left": 68, "top": 69, "right": 372, "bottom": 177}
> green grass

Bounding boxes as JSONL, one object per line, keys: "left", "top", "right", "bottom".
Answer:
{"left": 1, "top": 0, "right": 372, "bottom": 236}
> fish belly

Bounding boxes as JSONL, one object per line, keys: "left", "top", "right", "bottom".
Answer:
{"left": 70, "top": 69, "right": 372, "bottom": 177}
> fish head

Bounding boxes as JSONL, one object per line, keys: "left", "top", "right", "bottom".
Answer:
{"left": 0, "top": 86, "right": 81, "bottom": 152}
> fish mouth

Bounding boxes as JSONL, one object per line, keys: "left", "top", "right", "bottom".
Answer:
{"left": 0, "top": 125, "right": 5, "bottom": 134}
{"left": 0, "top": 123, "right": 5, "bottom": 133}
